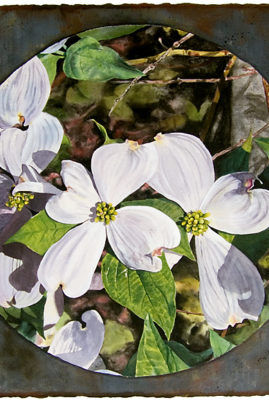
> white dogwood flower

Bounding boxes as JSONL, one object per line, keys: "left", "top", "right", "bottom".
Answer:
{"left": 148, "top": 132, "right": 268, "bottom": 330}
{"left": 37, "top": 141, "right": 180, "bottom": 298}
{"left": 0, "top": 56, "right": 63, "bottom": 178}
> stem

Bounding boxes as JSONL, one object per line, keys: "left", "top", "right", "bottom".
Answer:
{"left": 176, "top": 308, "right": 204, "bottom": 316}
{"left": 199, "top": 55, "right": 237, "bottom": 142}
{"left": 212, "top": 120, "right": 269, "bottom": 160}
{"left": 127, "top": 48, "right": 232, "bottom": 66}
{"left": 111, "top": 71, "right": 257, "bottom": 86}
{"left": 221, "top": 329, "right": 227, "bottom": 338}
{"left": 108, "top": 32, "right": 194, "bottom": 117}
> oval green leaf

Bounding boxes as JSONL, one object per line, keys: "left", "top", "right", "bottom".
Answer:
{"left": 136, "top": 315, "right": 189, "bottom": 377}
{"left": 5, "top": 210, "right": 76, "bottom": 255}
{"left": 101, "top": 253, "right": 176, "bottom": 339}
{"left": 63, "top": 37, "right": 143, "bottom": 82}
{"left": 78, "top": 25, "right": 146, "bottom": 40}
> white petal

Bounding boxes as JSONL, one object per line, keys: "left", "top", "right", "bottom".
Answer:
{"left": 164, "top": 249, "right": 183, "bottom": 269}
{"left": 13, "top": 166, "right": 61, "bottom": 196}
{"left": 92, "top": 141, "right": 158, "bottom": 205}
{"left": 0, "top": 128, "right": 26, "bottom": 177}
{"left": 38, "top": 221, "right": 106, "bottom": 298}
{"left": 95, "top": 370, "right": 122, "bottom": 376}
{"left": 195, "top": 228, "right": 264, "bottom": 330}
{"left": 89, "top": 272, "right": 104, "bottom": 291}
{"left": 22, "top": 112, "right": 64, "bottom": 172}
{"left": 60, "top": 160, "right": 100, "bottom": 202}
{"left": 201, "top": 172, "right": 269, "bottom": 234}
{"left": 0, "top": 252, "right": 42, "bottom": 308}
{"left": 43, "top": 288, "right": 64, "bottom": 331}
{"left": 148, "top": 133, "right": 215, "bottom": 211}
{"left": 46, "top": 161, "right": 100, "bottom": 224}
{"left": 48, "top": 310, "right": 104, "bottom": 370}
{"left": 107, "top": 206, "right": 180, "bottom": 272}
{"left": 41, "top": 38, "right": 68, "bottom": 54}
{"left": 0, "top": 57, "right": 50, "bottom": 128}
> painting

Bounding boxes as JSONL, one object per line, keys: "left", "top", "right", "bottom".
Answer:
{"left": 0, "top": 3, "right": 269, "bottom": 396}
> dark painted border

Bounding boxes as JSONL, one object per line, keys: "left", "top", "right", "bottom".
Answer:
{"left": 0, "top": 4, "right": 269, "bottom": 396}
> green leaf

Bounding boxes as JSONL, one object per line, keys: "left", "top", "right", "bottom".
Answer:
{"left": 5, "top": 307, "right": 21, "bottom": 320}
{"left": 232, "top": 228, "right": 269, "bottom": 263}
{"left": 91, "top": 119, "right": 123, "bottom": 145}
{"left": 167, "top": 341, "right": 213, "bottom": 366}
{"left": 121, "top": 198, "right": 184, "bottom": 222}
{"left": 209, "top": 330, "right": 235, "bottom": 358}
{"left": 102, "top": 253, "right": 176, "bottom": 339}
{"left": 242, "top": 131, "right": 253, "bottom": 153}
{"left": 78, "top": 25, "right": 146, "bottom": 40}
{"left": 255, "top": 137, "right": 269, "bottom": 158}
{"left": 214, "top": 146, "right": 250, "bottom": 177}
{"left": 21, "top": 297, "right": 46, "bottom": 338}
{"left": 6, "top": 210, "right": 76, "bottom": 255}
{"left": 17, "top": 320, "right": 37, "bottom": 343}
{"left": 100, "top": 319, "right": 134, "bottom": 356}
{"left": 63, "top": 37, "right": 143, "bottom": 82}
{"left": 135, "top": 315, "right": 189, "bottom": 377}
{"left": 0, "top": 307, "right": 8, "bottom": 320}
{"left": 121, "top": 198, "right": 195, "bottom": 260}
{"left": 39, "top": 54, "right": 61, "bottom": 85}
{"left": 226, "top": 305, "right": 269, "bottom": 346}
{"left": 44, "top": 134, "right": 71, "bottom": 173}
{"left": 123, "top": 353, "right": 137, "bottom": 377}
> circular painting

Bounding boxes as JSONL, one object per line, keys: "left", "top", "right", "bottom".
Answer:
{"left": 0, "top": 23, "right": 268, "bottom": 378}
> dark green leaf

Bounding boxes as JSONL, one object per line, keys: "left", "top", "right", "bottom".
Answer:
{"left": 167, "top": 341, "right": 213, "bottom": 366}
{"left": 6, "top": 210, "right": 76, "bottom": 255}
{"left": 226, "top": 305, "right": 269, "bottom": 346}
{"left": 102, "top": 253, "right": 176, "bottom": 339}
{"left": 121, "top": 198, "right": 195, "bottom": 260}
{"left": 135, "top": 315, "right": 189, "bottom": 377}
{"left": 255, "top": 137, "right": 269, "bottom": 158}
{"left": 232, "top": 228, "right": 269, "bottom": 263}
{"left": 209, "top": 330, "right": 235, "bottom": 358}
{"left": 17, "top": 320, "right": 37, "bottom": 343}
{"left": 21, "top": 297, "right": 46, "bottom": 338}
{"left": 214, "top": 147, "right": 250, "bottom": 177}
{"left": 122, "top": 353, "right": 137, "bottom": 377}
{"left": 78, "top": 25, "right": 146, "bottom": 40}
{"left": 63, "top": 37, "right": 143, "bottom": 82}
{"left": 39, "top": 54, "right": 61, "bottom": 85}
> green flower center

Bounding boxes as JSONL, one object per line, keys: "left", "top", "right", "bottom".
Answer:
{"left": 5, "top": 192, "right": 34, "bottom": 211}
{"left": 94, "top": 201, "right": 117, "bottom": 225}
{"left": 181, "top": 210, "right": 210, "bottom": 236}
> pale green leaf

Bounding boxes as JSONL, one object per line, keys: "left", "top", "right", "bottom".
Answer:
{"left": 209, "top": 330, "right": 235, "bottom": 358}
{"left": 242, "top": 130, "right": 253, "bottom": 153}
{"left": 63, "top": 37, "right": 143, "bottom": 82}
{"left": 78, "top": 25, "right": 146, "bottom": 40}
{"left": 101, "top": 253, "right": 176, "bottom": 339}
{"left": 135, "top": 315, "right": 189, "bottom": 377}
{"left": 100, "top": 320, "right": 134, "bottom": 356}
{"left": 6, "top": 210, "right": 76, "bottom": 255}
{"left": 39, "top": 54, "right": 61, "bottom": 85}
{"left": 91, "top": 119, "right": 123, "bottom": 145}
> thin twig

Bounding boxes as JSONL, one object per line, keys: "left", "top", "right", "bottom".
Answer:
{"left": 199, "top": 55, "right": 237, "bottom": 142}
{"left": 108, "top": 33, "right": 194, "bottom": 117}
{"left": 127, "top": 48, "right": 232, "bottom": 66}
{"left": 212, "top": 120, "right": 269, "bottom": 160}
{"left": 110, "top": 71, "right": 257, "bottom": 86}
{"left": 176, "top": 308, "right": 204, "bottom": 317}
{"left": 221, "top": 329, "right": 228, "bottom": 338}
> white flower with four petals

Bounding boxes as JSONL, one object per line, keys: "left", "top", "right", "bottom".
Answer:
{"left": 148, "top": 132, "right": 269, "bottom": 329}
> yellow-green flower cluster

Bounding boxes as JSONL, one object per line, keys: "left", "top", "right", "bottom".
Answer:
{"left": 94, "top": 201, "right": 117, "bottom": 225}
{"left": 181, "top": 210, "right": 210, "bottom": 236}
{"left": 5, "top": 192, "right": 34, "bottom": 211}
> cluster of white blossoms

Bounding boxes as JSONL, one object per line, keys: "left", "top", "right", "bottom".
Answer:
{"left": 0, "top": 56, "right": 269, "bottom": 371}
